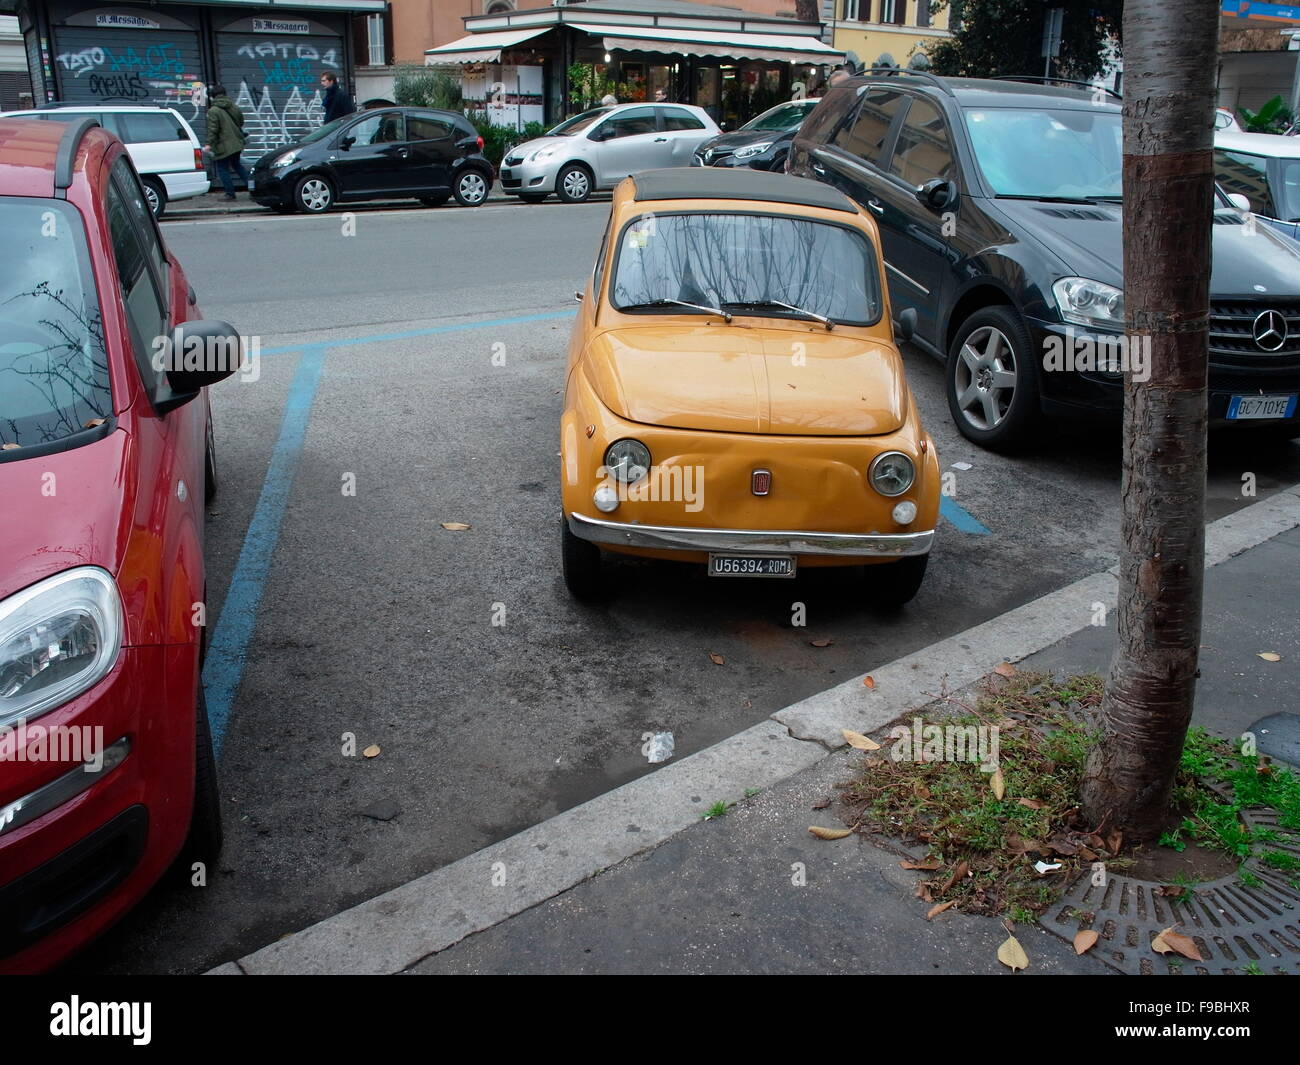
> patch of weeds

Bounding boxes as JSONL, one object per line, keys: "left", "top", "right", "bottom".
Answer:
{"left": 702, "top": 800, "right": 728, "bottom": 820}
{"left": 1239, "top": 868, "right": 1263, "bottom": 889}
{"left": 840, "top": 670, "right": 1105, "bottom": 919}
{"left": 1241, "top": 962, "right": 1264, "bottom": 975}
{"left": 744, "top": 787, "right": 761, "bottom": 799}
{"left": 1164, "top": 726, "right": 1300, "bottom": 863}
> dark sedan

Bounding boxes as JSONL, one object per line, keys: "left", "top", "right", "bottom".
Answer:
{"left": 249, "top": 107, "right": 494, "bottom": 214}
{"left": 691, "top": 98, "right": 819, "bottom": 172}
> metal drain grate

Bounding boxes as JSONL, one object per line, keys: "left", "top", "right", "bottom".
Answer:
{"left": 1041, "top": 807, "right": 1300, "bottom": 975}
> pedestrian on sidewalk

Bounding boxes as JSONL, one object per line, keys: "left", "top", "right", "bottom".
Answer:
{"left": 321, "top": 71, "right": 355, "bottom": 123}
{"left": 205, "top": 85, "right": 249, "bottom": 201}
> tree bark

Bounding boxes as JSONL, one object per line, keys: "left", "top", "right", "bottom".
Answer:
{"left": 1079, "top": 0, "right": 1218, "bottom": 841}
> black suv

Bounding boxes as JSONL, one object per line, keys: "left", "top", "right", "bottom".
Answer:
{"left": 789, "top": 72, "right": 1300, "bottom": 449}
{"left": 249, "top": 107, "right": 494, "bottom": 214}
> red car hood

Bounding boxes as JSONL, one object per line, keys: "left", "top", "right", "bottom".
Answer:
{"left": 0, "top": 427, "right": 134, "bottom": 602}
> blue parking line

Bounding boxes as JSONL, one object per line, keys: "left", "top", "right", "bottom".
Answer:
{"left": 940, "top": 496, "right": 991, "bottom": 535}
{"left": 202, "top": 344, "right": 326, "bottom": 755}
{"left": 259, "top": 309, "right": 577, "bottom": 356}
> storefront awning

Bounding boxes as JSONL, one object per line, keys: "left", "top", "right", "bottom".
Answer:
{"left": 568, "top": 23, "right": 844, "bottom": 65}
{"left": 425, "top": 26, "right": 551, "bottom": 64}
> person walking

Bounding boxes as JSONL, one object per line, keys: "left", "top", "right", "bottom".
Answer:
{"left": 320, "top": 71, "right": 355, "bottom": 123}
{"left": 205, "top": 85, "right": 249, "bottom": 201}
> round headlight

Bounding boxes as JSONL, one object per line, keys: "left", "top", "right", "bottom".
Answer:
{"left": 604, "top": 439, "right": 651, "bottom": 483}
{"left": 868, "top": 451, "right": 915, "bottom": 497}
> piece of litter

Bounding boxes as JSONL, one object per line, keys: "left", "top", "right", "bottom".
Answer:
{"left": 645, "top": 731, "right": 674, "bottom": 763}
{"left": 1033, "top": 860, "right": 1062, "bottom": 875}
{"left": 951, "top": 461, "right": 972, "bottom": 471}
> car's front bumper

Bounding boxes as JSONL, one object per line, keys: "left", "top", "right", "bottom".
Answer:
{"left": 500, "top": 157, "right": 561, "bottom": 194}
{"left": 691, "top": 148, "right": 782, "bottom": 171}
{"left": 248, "top": 166, "right": 296, "bottom": 206}
{"left": 569, "top": 513, "right": 934, "bottom": 557}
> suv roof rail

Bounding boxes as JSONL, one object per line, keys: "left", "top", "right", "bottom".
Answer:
{"left": 54, "top": 116, "right": 100, "bottom": 191}
{"left": 855, "top": 66, "right": 956, "bottom": 97}
{"left": 992, "top": 76, "right": 1122, "bottom": 100}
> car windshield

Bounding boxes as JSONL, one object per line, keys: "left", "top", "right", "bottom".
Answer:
{"left": 1216, "top": 149, "right": 1300, "bottom": 221}
{"left": 964, "top": 107, "right": 1123, "bottom": 200}
{"left": 0, "top": 201, "right": 111, "bottom": 451}
{"left": 742, "top": 102, "right": 814, "bottom": 132}
{"left": 299, "top": 115, "right": 354, "bottom": 145}
{"left": 548, "top": 107, "right": 613, "bottom": 136}
{"left": 611, "top": 212, "right": 881, "bottom": 325}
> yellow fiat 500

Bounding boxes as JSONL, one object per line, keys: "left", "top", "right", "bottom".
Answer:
{"left": 560, "top": 168, "right": 939, "bottom": 603}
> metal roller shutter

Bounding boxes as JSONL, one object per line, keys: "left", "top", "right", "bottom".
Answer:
{"left": 216, "top": 32, "right": 344, "bottom": 164}
{"left": 51, "top": 26, "right": 205, "bottom": 131}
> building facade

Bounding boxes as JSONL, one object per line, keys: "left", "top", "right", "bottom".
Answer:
{"left": 4, "top": 0, "right": 385, "bottom": 160}
{"left": 828, "top": 0, "right": 949, "bottom": 71}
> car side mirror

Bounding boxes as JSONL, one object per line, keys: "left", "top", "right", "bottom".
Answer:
{"left": 916, "top": 178, "right": 954, "bottom": 211}
{"left": 895, "top": 307, "right": 917, "bottom": 344}
{"left": 1227, "top": 193, "right": 1251, "bottom": 211}
{"left": 339, "top": 135, "right": 355, "bottom": 150}
{"left": 589, "top": 127, "right": 611, "bottom": 141}
{"left": 157, "top": 319, "right": 243, "bottom": 413}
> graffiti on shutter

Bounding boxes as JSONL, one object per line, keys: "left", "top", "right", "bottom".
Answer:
{"left": 217, "top": 34, "right": 342, "bottom": 162}
{"left": 52, "top": 28, "right": 206, "bottom": 128}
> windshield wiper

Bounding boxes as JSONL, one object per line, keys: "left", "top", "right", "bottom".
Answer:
{"left": 619, "top": 298, "right": 733, "bottom": 322}
{"left": 996, "top": 194, "right": 1103, "bottom": 205}
{"left": 722, "top": 299, "right": 835, "bottom": 330}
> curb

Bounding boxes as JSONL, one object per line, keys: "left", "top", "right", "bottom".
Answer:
{"left": 208, "top": 483, "right": 1300, "bottom": 975}
{"left": 164, "top": 190, "right": 612, "bottom": 221}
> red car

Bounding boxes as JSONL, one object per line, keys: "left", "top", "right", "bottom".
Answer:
{"left": 0, "top": 116, "right": 235, "bottom": 972}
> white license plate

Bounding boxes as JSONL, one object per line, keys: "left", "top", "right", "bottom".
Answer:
{"left": 1227, "top": 394, "right": 1297, "bottom": 420}
{"left": 246, "top": 178, "right": 254, "bottom": 191}
{"left": 708, "top": 554, "right": 796, "bottom": 578}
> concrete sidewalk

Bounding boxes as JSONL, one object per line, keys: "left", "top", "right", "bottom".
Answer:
{"left": 210, "top": 485, "right": 1300, "bottom": 975}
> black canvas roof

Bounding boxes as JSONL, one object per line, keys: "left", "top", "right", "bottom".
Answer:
{"left": 629, "top": 168, "right": 857, "bottom": 214}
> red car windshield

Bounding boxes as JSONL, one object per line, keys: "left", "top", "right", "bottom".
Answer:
{"left": 0, "top": 200, "right": 111, "bottom": 452}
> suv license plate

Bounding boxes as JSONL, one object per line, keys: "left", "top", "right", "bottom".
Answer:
{"left": 708, "top": 554, "right": 796, "bottom": 578}
{"left": 1227, "top": 394, "right": 1297, "bottom": 420}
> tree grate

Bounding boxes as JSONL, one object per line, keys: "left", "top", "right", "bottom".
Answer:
{"left": 1039, "top": 807, "right": 1300, "bottom": 975}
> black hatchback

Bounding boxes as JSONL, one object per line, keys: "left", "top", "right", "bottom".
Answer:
{"left": 789, "top": 72, "right": 1300, "bottom": 450}
{"left": 249, "top": 107, "right": 494, "bottom": 214}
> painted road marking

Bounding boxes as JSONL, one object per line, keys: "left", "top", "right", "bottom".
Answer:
{"left": 940, "top": 496, "right": 990, "bottom": 535}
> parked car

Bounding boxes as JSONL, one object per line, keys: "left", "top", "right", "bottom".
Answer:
{"left": 1214, "top": 129, "right": 1300, "bottom": 244}
{"left": 248, "top": 107, "right": 494, "bottom": 214}
{"left": 0, "top": 116, "right": 234, "bottom": 973}
{"left": 789, "top": 72, "right": 1300, "bottom": 450}
{"left": 560, "top": 167, "right": 938, "bottom": 604}
{"left": 691, "top": 98, "right": 819, "bottom": 171}
{"left": 501, "top": 103, "right": 719, "bottom": 204}
{"left": 0, "top": 103, "right": 208, "bottom": 218}
{"left": 1215, "top": 107, "right": 1244, "bottom": 133}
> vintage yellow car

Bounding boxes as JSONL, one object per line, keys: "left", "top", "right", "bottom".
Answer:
{"left": 560, "top": 167, "right": 939, "bottom": 603}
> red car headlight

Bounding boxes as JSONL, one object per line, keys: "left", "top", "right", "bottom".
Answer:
{"left": 0, "top": 567, "right": 123, "bottom": 729}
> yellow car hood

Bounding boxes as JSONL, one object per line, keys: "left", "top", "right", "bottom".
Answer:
{"left": 582, "top": 323, "right": 907, "bottom": 436}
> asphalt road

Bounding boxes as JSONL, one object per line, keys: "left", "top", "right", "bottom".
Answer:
{"left": 68, "top": 199, "right": 1300, "bottom": 973}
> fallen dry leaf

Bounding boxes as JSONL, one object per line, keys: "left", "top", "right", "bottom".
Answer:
{"left": 1157, "top": 884, "right": 1186, "bottom": 899}
{"left": 914, "top": 881, "right": 934, "bottom": 902}
{"left": 808, "top": 825, "right": 853, "bottom": 840}
{"left": 900, "top": 859, "right": 941, "bottom": 871}
{"left": 0, "top": 442, "right": 18, "bottom": 450}
{"left": 362, "top": 744, "right": 381, "bottom": 759}
{"left": 811, "top": 798, "right": 831, "bottom": 810}
{"left": 1258, "top": 652, "right": 1282, "bottom": 662}
{"left": 862, "top": 675, "right": 876, "bottom": 689}
{"left": 939, "top": 860, "right": 970, "bottom": 893}
{"left": 1074, "top": 930, "right": 1099, "bottom": 955}
{"left": 926, "top": 901, "right": 956, "bottom": 920}
{"left": 1152, "top": 926, "right": 1202, "bottom": 961}
{"left": 809, "top": 637, "right": 834, "bottom": 648}
{"left": 990, "top": 767, "right": 1005, "bottom": 800}
{"left": 993, "top": 661, "right": 1017, "bottom": 678}
{"left": 83, "top": 418, "right": 106, "bottom": 429}
{"left": 913, "top": 782, "right": 932, "bottom": 800}
{"left": 842, "top": 729, "right": 881, "bottom": 751}
{"left": 997, "top": 934, "right": 1029, "bottom": 971}
{"left": 440, "top": 521, "right": 471, "bottom": 531}
{"left": 708, "top": 652, "right": 725, "bottom": 666}
{"left": 1017, "top": 798, "right": 1044, "bottom": 810}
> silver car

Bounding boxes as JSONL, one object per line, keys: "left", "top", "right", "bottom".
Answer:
{"left": 500, "top": 103, "right": 720, "bottom": 204}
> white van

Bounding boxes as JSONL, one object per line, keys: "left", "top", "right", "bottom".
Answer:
{"left": 0, "top": 104, "right": 209, "bottom": 217}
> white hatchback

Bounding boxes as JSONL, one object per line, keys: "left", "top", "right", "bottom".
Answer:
{"left": 0, "top": 104, "right": 209, "bottom": 217}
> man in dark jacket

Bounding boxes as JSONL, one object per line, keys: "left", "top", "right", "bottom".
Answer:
{"left": 205, "top": 85, "right": 249, "bottom": 201}
{"left": 320, "top": 72, "right": 355, "bottom": 124}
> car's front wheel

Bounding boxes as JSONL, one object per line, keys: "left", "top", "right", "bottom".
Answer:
{"left": 173, "top": 686, "right": 222, "bottom": 881}
{"left": 142, "top": 178, "right": 167, "bottom": 219}
{"left": 866, "top": 554, "right": 929, "bottom": 607}
{"left": 204, "top": 411, "right": 218, "bottom": 503}
{"left": 294, "top": 174, "right": 334, "bottom": 213}
{"left": 453, "top": 169, "right": 489, "bottom": 207}
{"left": 556, "top": 163, "right": 593, "bottom": 204}
{"left": 562, "top": 516, "right": 604, "bottom": 600}
{"left": 946, "top": 305, "right": 1040, "bottom": 451}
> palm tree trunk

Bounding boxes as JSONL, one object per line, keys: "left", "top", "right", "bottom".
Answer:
{"left": 1079, "top": 0, "right": 1219, "bottom": 841}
